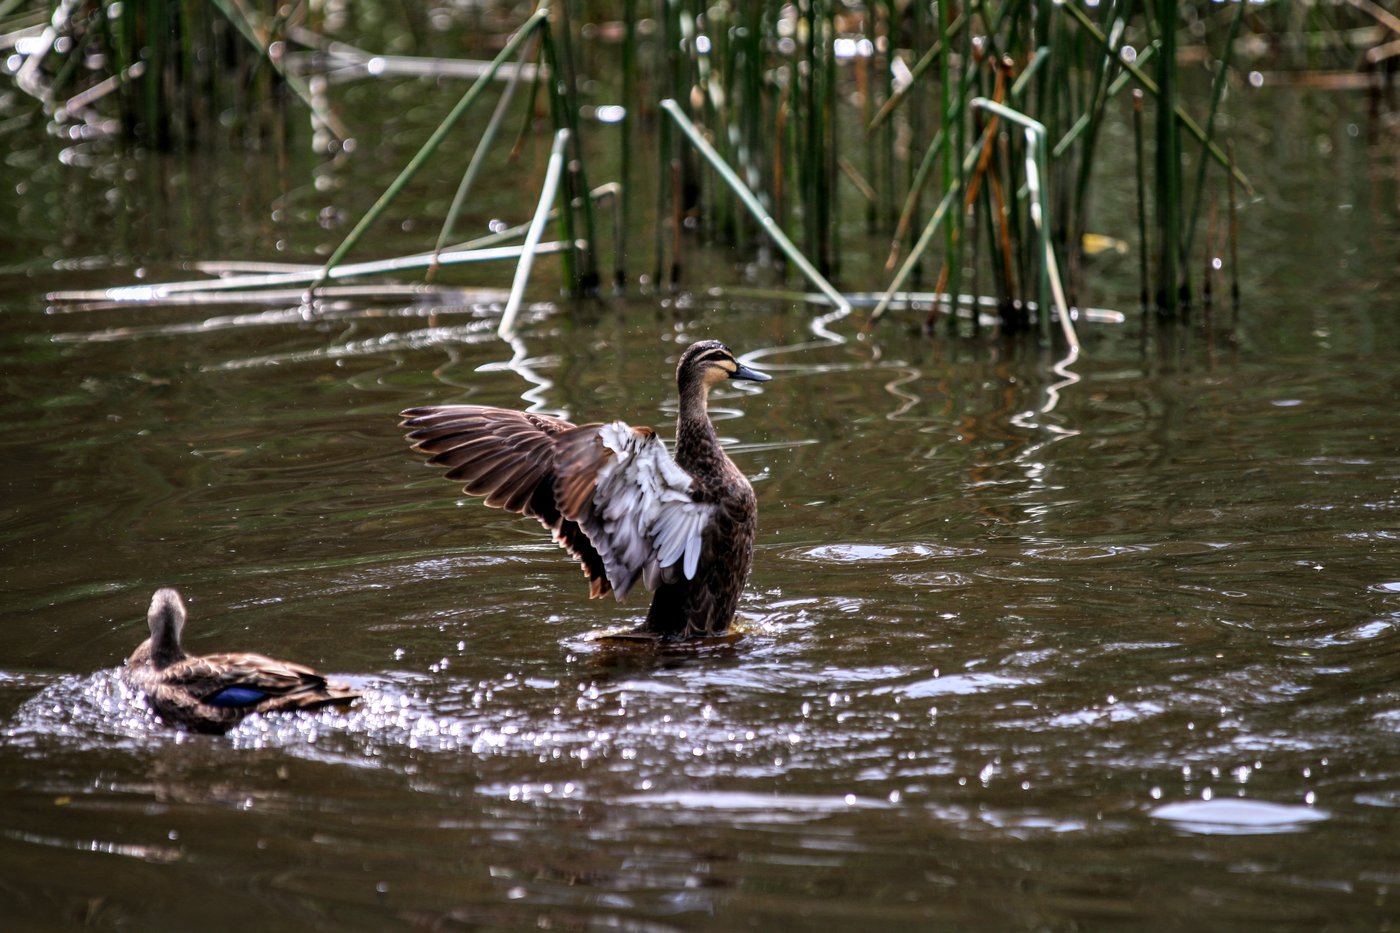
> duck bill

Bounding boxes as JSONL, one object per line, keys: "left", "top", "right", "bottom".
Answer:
{"left": 730, "top": 362, "right": 772, "bottom": 382}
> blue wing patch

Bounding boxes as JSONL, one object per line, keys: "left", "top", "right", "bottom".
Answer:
{"left": 204, "top": 686, "right": 269, "bottom": 708}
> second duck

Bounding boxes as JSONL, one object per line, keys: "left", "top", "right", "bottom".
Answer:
{"left": 125, "top": 588, "right": 360, "bottom": 734}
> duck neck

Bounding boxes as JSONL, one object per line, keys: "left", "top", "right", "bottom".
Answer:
{"left": 148, "top": 603, "right": 187, "bottom": 670}
{"left": 150, "top": 635, "right": 184, "bottom": 670}
{"left": 675, "top": 375, "right": 721, "bottom": 471}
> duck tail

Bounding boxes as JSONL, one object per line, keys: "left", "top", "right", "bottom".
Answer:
{"left": 300, "top": 680, "right": 362, "bottom": 710}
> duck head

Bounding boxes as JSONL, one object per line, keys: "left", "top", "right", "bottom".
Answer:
{"left": 677, "top": 340, "right": 771, "bottom": 398}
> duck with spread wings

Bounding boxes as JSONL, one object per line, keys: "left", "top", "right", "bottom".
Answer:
{"left": 399, "top": 340, "right": 771, "bottom": 640}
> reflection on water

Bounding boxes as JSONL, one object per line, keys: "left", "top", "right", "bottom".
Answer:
{"left": 3, "top": 87, "right": 1399, "bottom": 933}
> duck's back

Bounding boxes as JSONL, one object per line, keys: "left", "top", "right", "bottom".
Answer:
{"left": 125, "top": 644, "right": 358, "bottom": 733}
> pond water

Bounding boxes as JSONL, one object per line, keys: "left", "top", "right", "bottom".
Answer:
{"left": 2, "top": 46, "right": 1399, "bottom": 930}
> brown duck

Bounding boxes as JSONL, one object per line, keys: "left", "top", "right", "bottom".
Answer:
{"left": 399, "top": 340, "right": 771, "bottom": 640}
{"left": 124, "top": 588, "right": 360, "bottom": 734}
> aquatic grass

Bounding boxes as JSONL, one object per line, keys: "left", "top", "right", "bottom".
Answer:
{"left": 1056, "top": 0, "right": 1250, "bottom": 193}
{"left": 650, "top": 0, "right": 680, "bottom": 288}
{"left": 12, "top": 0, "right": 290, "bottom": 147}
{"left": 46, "top": 179, "right": 617, "bottom": 307}
{"left": 970, "top": 98, "right": 1077, "bottom": 352}
{"left": 46, "top": 283, "right": 510, "bottom": 312}
{"left": 867, "top": 132, "right": 990, "bottom": 328}
{"left": 867, "top": 5, "right": 969, "bottom": 135}
{"left": 12, "top": 0, "right": 1382, "bottom": 338}
{"left": 281, "top": 34, "right": 544, "bottom": 84}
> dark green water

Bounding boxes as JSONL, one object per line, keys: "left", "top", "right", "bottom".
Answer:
{"left": 2, "top": 44, "right": 1399, "bottom": 931}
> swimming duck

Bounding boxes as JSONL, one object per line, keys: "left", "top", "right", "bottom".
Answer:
{"left": 400, "top": 340, "right": 771, "bottom": 640}
{"left": 124, "top": 588, "right": 360, "bottom": 734}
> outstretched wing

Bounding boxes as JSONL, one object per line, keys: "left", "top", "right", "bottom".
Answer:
{"left": 401, "top": 405, "right": 612, "bottom": 597}
{"left": 400, "top": 405, "right": 714, "bottom": 601}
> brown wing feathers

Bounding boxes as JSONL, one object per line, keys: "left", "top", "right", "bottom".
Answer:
{"left": 552, "top": 426, "right": 613, "bottom": 519}
{"left": 400, "top": 406, "right": 616, "bottom": 598}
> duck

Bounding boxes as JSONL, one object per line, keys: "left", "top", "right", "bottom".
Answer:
{"left": 399, "top": 340, "right": 771, "bottom": 640}
{"left": 123, "top": 588, "right": 360, "bottom": 734}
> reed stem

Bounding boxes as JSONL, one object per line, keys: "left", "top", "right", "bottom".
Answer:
{"left": 542, "top": 5, "right": 599, "bottom": 293}
{"left": 1154, "top": 0, "right": 1182, "bottom": 313}
{"left": 211, "top": 0, "right": 348, "bottom": 141}
{"left": 1132, "top": 88, "right": 1151, "bottom": 311}
{"left": 1181, "top": 0, "right": 1246, "bottom": 274}
{"left": 969, "top": 98, "right": 1078, "bottom": 354}
{"left": 868, "top": 133, "right": 988, "bottom": 326}
{"left": 866, "top": 6, "right": 969, "bottom": 134}
{"left": 660, "top": 98, "right": 850, "bottom": 317}
{"left": 1228, "top": 140, "right": 1240, "bottom": 317}
{"left": 500, "top": 128, "right": 571, "bottom": 339}
{"left": 619, "top": 0, "right": 637, "bottom": 289}
{"left": 428, "top": 32, "right": 538, "bottom": 281}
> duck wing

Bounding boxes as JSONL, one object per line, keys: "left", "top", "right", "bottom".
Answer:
{"left": 162, "top": 653, "right": 358, "bottom": 711}
{"left": 401, "top": 405, "right": 611, "bottom": 596}
{"left": 401, "top": 406, "right": 714, "bottom": 601}
{"left": 558, "top": 421, "right": 716, "bottom": 600}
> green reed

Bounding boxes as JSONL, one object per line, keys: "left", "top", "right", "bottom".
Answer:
{"left": 1181, "top": 0, "right": 1247, "bottom": 293}
{"left": 541, "top": 6, "right": 600, "bottom": 293}
{"left": 619, "top": 0, "right": 637, "bottom": 288}
{"left": 1154, "top": 0, "right": 1182, "bottom": 313}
